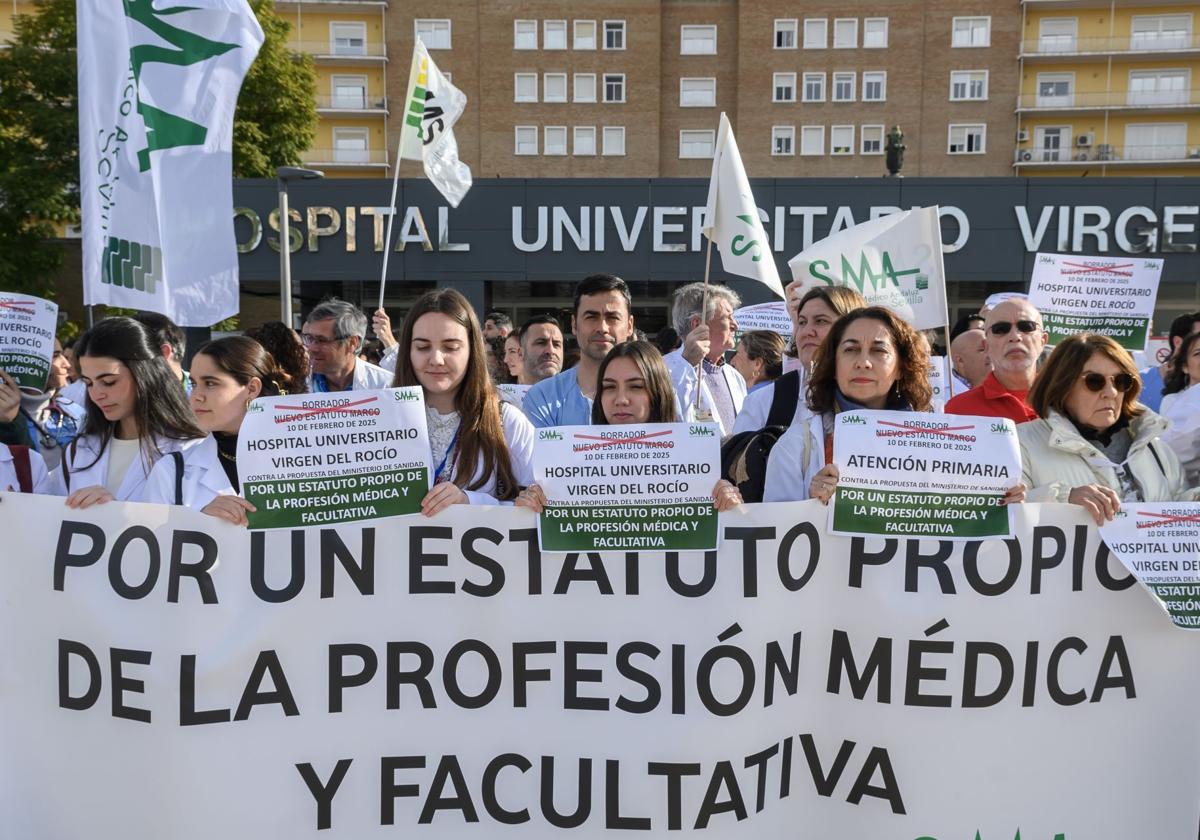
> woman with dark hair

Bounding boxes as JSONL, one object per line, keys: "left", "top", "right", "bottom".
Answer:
{"left": 1020, "top": 333, "right": 1198, "bottom": 524}
{"left": 144, "top": 336, "right": 294, "bottom": 524}
{"left": 515, "top": 341, "right": 742, "bottom": 512}
{"left": 52, "top": 317, "right": 204, "bottom": 506}
{"left": 245, "top": 321, "right": 310, "bottom": 395}
{"left": 392, "top": 289, "right": 534, "bottom": 514}
{"left": 733, "top": 286, "right": 867, "bottom": 434}
{"left": 1158, "top": 331, "right": 1200, "bottom": 485}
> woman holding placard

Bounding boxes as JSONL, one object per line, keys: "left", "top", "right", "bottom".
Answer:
{"left": 52, "top": 317, "right": 204, "bottom": 507}
{"left": 392, "top": 289, "right": 534, "bottom": 514}
{"left": 515, "top": 341, "right": 743, "bottom": 513}
{"left": 1019, "top": 333, "right": 1198, "bottom": 524}
{"left": 144, "top": 337, "right": 295, "bottom": 525}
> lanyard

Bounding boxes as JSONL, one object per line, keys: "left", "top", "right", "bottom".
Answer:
{"left": 433, "top": 425, "right": 461, "bottom": 484}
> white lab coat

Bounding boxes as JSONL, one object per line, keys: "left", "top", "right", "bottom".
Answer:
{"left": 731, "top": 370, "right": 810, "bottom": 435}
{"left": 0, "top": 445, "right": 52, "bottom": 494}
{"left": 663, "top": 348, "right": 747, "bottom": 437}
{"left": 144, "top": 434, "right": 236, "bottom": 509}
{"left": 306, "top": 359, "right": 393, "bottom": 393}
{"left": 456, "top": 402, "right": 536, "bottom": 505}
{"left": 50, "top": 433, "right": 198, "bottom": 501}
{"left": 763, "top": 413, "right": 827, "bottom": 503}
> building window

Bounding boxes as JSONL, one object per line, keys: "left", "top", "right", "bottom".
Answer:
{"left": 1128, "top": 68, "right": 1189, "bottom": 106}
{"left": 800, "top": 125, "right": 825, "bottom": 156}
{"left": 948, "top": 123, "right": 986, "bottom": 154}
{"left": 515, "top": 126, "right": 538, "bottom": 155}
{"left": 544, "top": 126, "right": 567, "bottom": 155}
{"left": 604, "top": 20, "right": 626, "bottom": 50}
{"left": 680, "top": 77, "right": 716, "bottom": 107}
{"left": 415, "top": 19, "right": 451, "bottom": 50}
{"left": 952, "top": 16, "right": 990, "bottom": 48}
{"left": 1131, "top": 15, "right": 1192, "bottom": 51}
{"left": 574, "top": 126, "right": 597, "bottom": 156}
{"left": 330, "top": 22, "right": 366, "bottom": 56}
{"left": 863, "top": 18, "right": 888, "bottom": 48}
{"left": 543, "top": 73, "right": 567, "bottom": 103}
{"left": 514, "top": 73, "right": 537, "bottom": 102}
{"left": 775, "top": 19, "right": 798, "bottom": 49}
{"left": 332, "top": 127, "right": 369, "bottom": 163}
{"left": 513, "top": 19, "right": 537, "bottom": 50}
{"left": 773, "top": 72, "right": 797, "bottom": 102}
{"left": 573, "top": 73, "right": 597, "bottom": 103}
{"left": 772, "top": 125, "right": 795, "bottom": 155}
{"left": 832, "top": 72, "right": 855, "bottom": 102}
{"left": 543, "top": 20, "right": 567, "bottom": 50}
{"left": 681, "top": 24, "right": 717, "bottom": 54}
{"left": 950, "top": 70, "right": 988, "bottom": 101}
{"left": 1038, "top": 18, "right": 1078, "bottom": 53}
{"left": 604, "top": 74, "right": 626, "bottom": 103}
{"left": 862, "top": 71, "right": 886, "bottom": 101}
{"left": 1125, "top": 122, "right": 1187, "bottom": 160}
{"left": 803, "top": 18, "right": 827, "bottom": 49}
{"left": 603, "top": 126, "right": 626, "bottom": 155}
{"left": 1032, "top": 126, "right": 1071, "bottom": 162}
{"left": 833, "top": 18, "right": 857, "bottom": 48}
{"left": 680, "top": 130, "right": 715, "bottom": 159}
{"left": 802, "top": 72, "right": 826, "bottom": 102}
{"left": 574, "top": 20, "right": 597, "bottom": 50}
{"left": 831, "top": 125, "right": 854, "bottom": 155}
{"left": 861, "top": 124, "right": 884, "bottom": 154}
{"left": 330, "top": 74, "right": 367, "bottom": 109}
{"left": 1035, "top": 72, "right": 1074, "bottom": 107}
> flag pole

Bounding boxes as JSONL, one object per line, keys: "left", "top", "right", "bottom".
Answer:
{"left": 695, "top": 236, "right": 713, "bottom": 415}
{"left": 377, "top": 156, "right": 402, "bottom": 313}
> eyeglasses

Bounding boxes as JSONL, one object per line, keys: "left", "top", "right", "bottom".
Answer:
{"left": 989, "top": 320, "right": 1041, "bottom": 336}
{"left": 1080, "top": 372, "right": 1136, "bottom": 393}
{"left": 300, "top": 333, "right": 348, "bottom": 347}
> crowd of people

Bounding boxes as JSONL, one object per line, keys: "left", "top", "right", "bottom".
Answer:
{"left": 4, "top": 272, "right": 1200, "bottom": 529}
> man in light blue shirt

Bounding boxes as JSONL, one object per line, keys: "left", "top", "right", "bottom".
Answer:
{"left": 525, "top": 274, "right": 636, "bottom": 428}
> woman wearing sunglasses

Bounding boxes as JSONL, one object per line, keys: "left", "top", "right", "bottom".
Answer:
{"left": 1019, "top": 333, "right": 1199, "bottom": 525}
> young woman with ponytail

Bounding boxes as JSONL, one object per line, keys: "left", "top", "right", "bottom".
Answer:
{"left": 392, "top": 289, "right": 534, "bottom": 515}
{"left": 145, "top": 336, "right": 294, "bottom": 524}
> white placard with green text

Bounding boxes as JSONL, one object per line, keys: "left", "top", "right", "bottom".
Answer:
{"left": 1028, "top": 252, "right": 1162, "bottom": 350}
{"left": 733, "top": 301, "right": 792, "bottom": 338}
{"left": 1100, "top": 503, "right": 1200, "bottom": 629}
{"left": 0, "top": 293, "right": 58, "bottom": 392}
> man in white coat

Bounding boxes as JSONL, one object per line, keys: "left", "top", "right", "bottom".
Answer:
{"left": 663, "top": 282, "right": 746, "bottom": 437}
{"left": 303, "top": 298, "right": 392, "bottom": 392}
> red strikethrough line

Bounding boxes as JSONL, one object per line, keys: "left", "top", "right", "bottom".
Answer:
{"left": 273, "top": 395, "right": 379, "bottom": 418}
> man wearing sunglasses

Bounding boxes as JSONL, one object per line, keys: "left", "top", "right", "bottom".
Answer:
{"left": 302, "top": 298, "right": 393, "bottom": 393}
{"left": 945, "top": 297, "right": 1047, "bottom": 424}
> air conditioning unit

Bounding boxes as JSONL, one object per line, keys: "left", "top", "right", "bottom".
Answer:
{"left": 1076, "top": 133, "right": 1094, "bottom": 147}
{"left": 1017, "top": 128, "right": 1030, "bottom": 142}
{"left": 1097, "top": 144, "right": 1116, "bottom": 161}
{"left": 1018, "top": 150, "right": 1033, "bottom": 161}
{"left": 1075, "top": 152, "right": 1089, "bottom": 161}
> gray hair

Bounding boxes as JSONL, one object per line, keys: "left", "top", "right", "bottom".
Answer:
{"left": 305, "top": 298, "right": 368, "bottom": 343}
{"left": 671, "top": 282, "right": 741, "bottom": 337}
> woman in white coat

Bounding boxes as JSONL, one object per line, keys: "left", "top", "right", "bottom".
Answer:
{"left": 391, "top": 289, "right": 534, "bottom": 514}
{"left": 1019, "top": 333, "right": 1199, "bottom": 524}
{"left": 1157, "top": 331, "right": 1200, "bottom": 486}
{"left": 53, "top": 317, "right": 204, "bottom": 507}
{"left": 145, "top": 336, "right": 295, "bottom": 525}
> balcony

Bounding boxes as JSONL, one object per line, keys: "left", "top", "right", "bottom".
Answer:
{"left": 287, "top": 40, "right": 387, "bottom": 62}
{"left": 302, "top": 148, "right": 389, "bottom": 168}
{"left": 1016, "top": 88, "right": 1200, "bottom": 113}
{"left": 276, "top": 0, "right": 385, "bottom": 9}
{"left": 1014, "top": 143, "right": 1200, "bottom": 166}
{"left": 1021, "top": 32, "right": 1200, "bottom": 59}
{"left": 315, "top": 94, "right": 388, "bottom": 115}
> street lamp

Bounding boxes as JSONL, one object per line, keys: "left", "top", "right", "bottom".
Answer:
{"left": 277, "top": 166, "right": 324, "bottom": 327}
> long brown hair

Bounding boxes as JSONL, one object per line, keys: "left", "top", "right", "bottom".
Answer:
{"left": 1164, "top": 331, "right": 1200, "bottom": 397}
{"left": 392, "top": 289, "right": 518, "bottom": 499}
{"left": 807, "top": 307, "right": 933, "bottom": 413}
{"left": 193, "top": 336, "right": 294, "bottom": 397}
{"left": 591, "top": 341, "right": 679, "bottom": 424}
{"left": 1028, "top": 333, "right": 1144, "bottom": 422}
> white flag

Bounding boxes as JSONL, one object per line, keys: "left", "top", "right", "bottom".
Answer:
{"left": 702, "top": 113, "right": 784, "bottom": 298}
{"left": 77, "top": 0, "right": 262, "bottom": 326}
{"left": 400, "top": 39, "right": 472, "bottom": 207}
{"left": 787, "top": 207, "right": 949, "bottom": 330}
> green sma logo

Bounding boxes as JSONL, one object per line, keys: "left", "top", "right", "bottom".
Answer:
{"left": 393, "top": 390, "right": 420, "bottom": 402}
{"left": 989, "top": 422, "right": 1013, "bottom": 435}
{"left": 807, "top": 249, "right": 921, "bottom": 294}
{"left": 841, "top": 414, "right": 867, "bottom": 425}
{"left": 689, "top": 425, "right": 716, "bottom": 437}
{"left": 539, "top": 429, "right": 563, "bottom": 441}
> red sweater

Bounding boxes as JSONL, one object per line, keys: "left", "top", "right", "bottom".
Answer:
{"left": 944, "top": 372, "right": 1039, "bottom": 424}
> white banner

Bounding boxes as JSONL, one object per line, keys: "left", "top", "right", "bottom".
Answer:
{"left": 77, "top": 0, "right": 262, "bottom": 326}
{"left": 399, "top": 38, "right": 472, "bottom": 207}
{"left": 0, "top": 293, "right": 58, "bottom": 392}
{"left": 1027, "top": 252, "right": 1163, "bottom": 351}
{"left": 1100, "top": 502, "right": 1200, "bottom": 629}
{"left": 787, "top": 207, "right": 948, "bottom": 330}
{"left": 3, "top": 495, "right": 1200, "bottom": 838}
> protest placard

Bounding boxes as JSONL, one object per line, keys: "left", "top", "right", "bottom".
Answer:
{"left": 733, "top": 301, "right": 792, "bottom": 338}
{"left": 1028, "top": 252, "right": 1163, "bottom": 350}
{"left": 0, "top": 293, "right": 58, "bottom": 392}
{"left": 4, "top": 494, "right": 1200, "bottom": 838}
{"left": 237, "top": 388, "right": 431, "bottom": 528}
{"left": 497, "top": 383, "right": 531, "bottom": 409}
{"left": 926, "top": 356, "right": 963, "bottom": 413}
{"left": 1100, "top": 503, "right": 1200, "bottom": 629}
{"left": 831, "top": 410, "right": 1021, "bottom": 539}
{"left": 533, "top": 422, "right": 721, "bottom": 551}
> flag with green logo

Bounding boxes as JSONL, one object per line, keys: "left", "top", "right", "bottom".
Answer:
{"left": 399, "top": 38, "right": 471, "bottom": 207}
{"left": 787, "top": 207, "right": 949, "bottom": 330}
{"left": 77, "top": 0, "right": 262, "bottom": 327}
{"left": 701, "top": 113, "right": 785, "bottom": 298}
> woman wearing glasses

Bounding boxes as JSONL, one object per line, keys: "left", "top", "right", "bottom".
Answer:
{"left": 1019, "top": 333, "right": 1199, "bottom": 524}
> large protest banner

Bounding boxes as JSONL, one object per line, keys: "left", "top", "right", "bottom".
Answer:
{"left": 3, "top": 494, "right": 1200, "bottom": 838}
{"left": 0, "top": 293, "right": 58, "bottom": 391}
